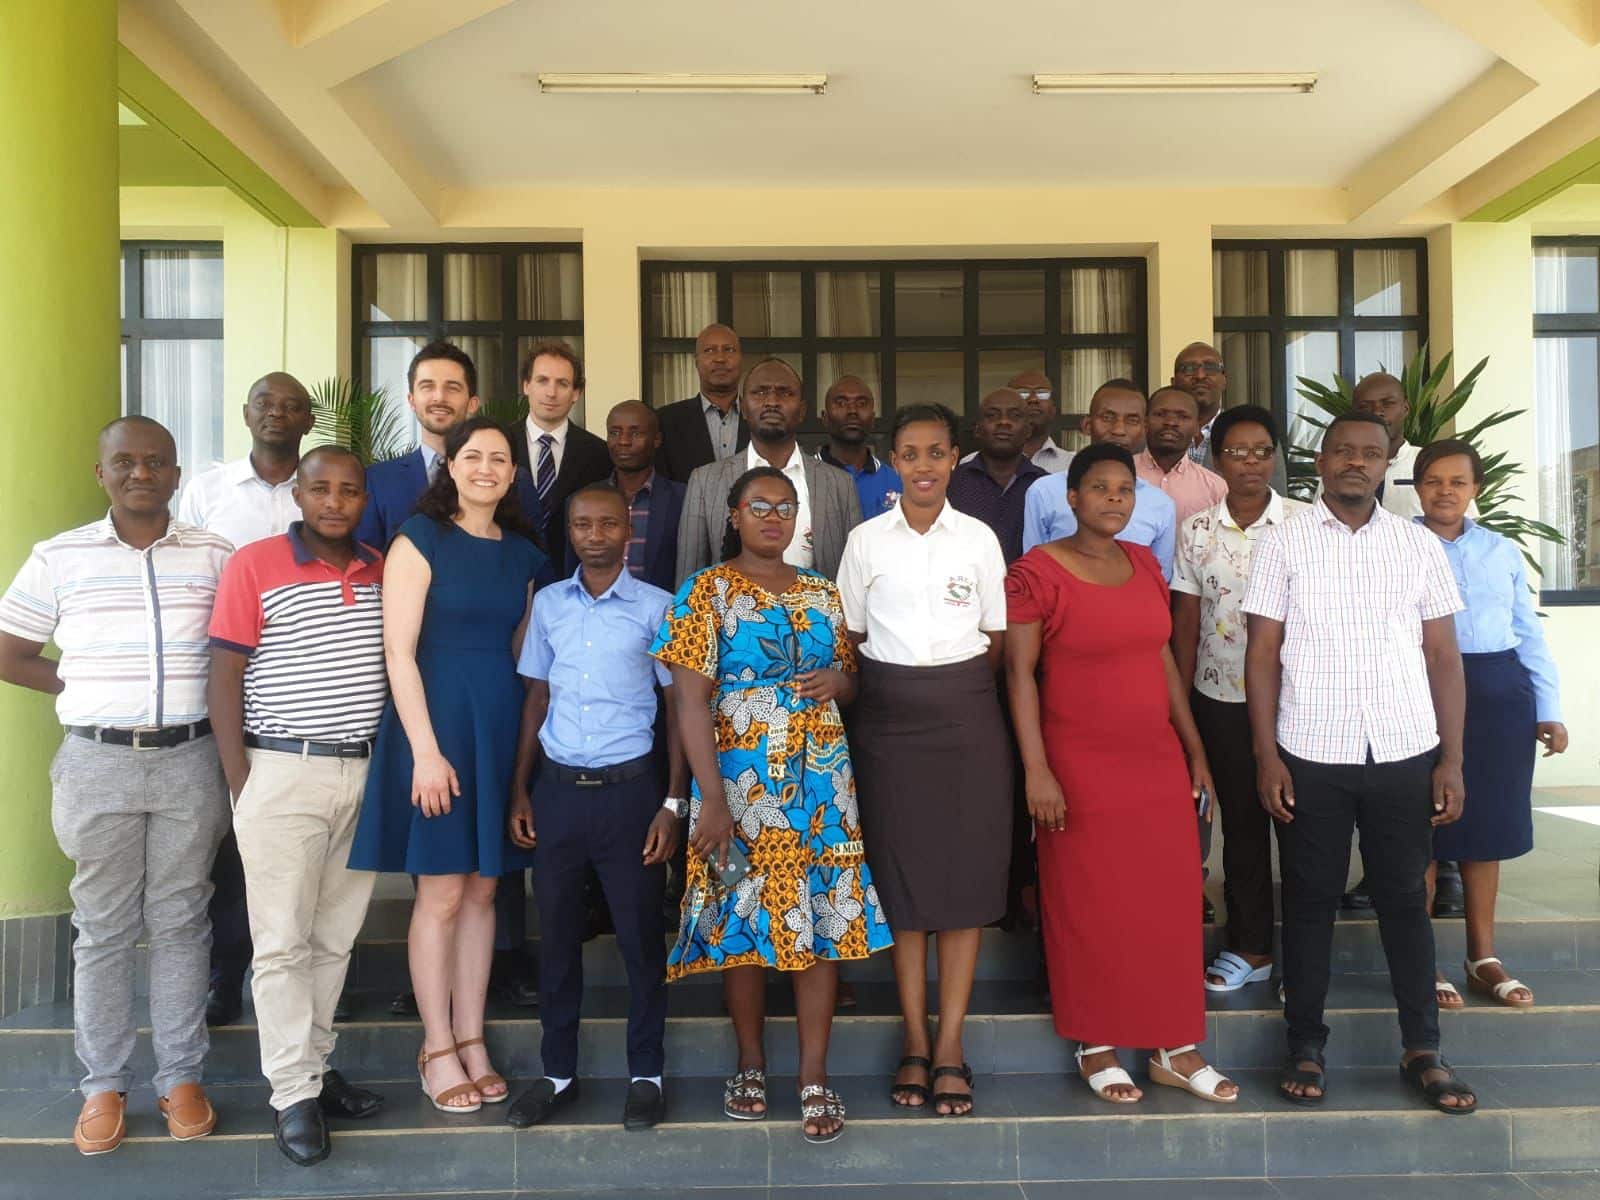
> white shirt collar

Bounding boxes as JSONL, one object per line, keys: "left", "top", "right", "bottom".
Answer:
{"left": 1217, "top": 489, "right": 1286, "bottom": 533}
{"left": 887, "top": 499, "right": 956, "bottom": 535}
{"left": 527, "top": 416, "right": 571, "bottom": 448}
{"left": 747, "top": 441, "right": 803, "bottom": 474}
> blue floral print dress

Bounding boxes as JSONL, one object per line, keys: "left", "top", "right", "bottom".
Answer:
{"left": 651, "top": 564, "right": 893, "bottom": 978}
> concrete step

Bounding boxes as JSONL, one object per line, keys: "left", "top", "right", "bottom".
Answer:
{"left": 1, "top": 1065, "right": 1597, "bottom": 1198}
{"left": 6, "top": 970, "right": 1599, "bottom": 1091}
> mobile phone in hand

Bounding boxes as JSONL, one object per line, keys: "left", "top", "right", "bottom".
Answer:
{"left": 709, "top": 841, "right": 751, "bottom": 889}
{"left": 1196, "top": 786, "right": 1212, "bottom": 820}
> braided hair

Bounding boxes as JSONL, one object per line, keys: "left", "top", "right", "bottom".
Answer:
{"left": 719, "top": 465, "right": 797, "bottom": 562}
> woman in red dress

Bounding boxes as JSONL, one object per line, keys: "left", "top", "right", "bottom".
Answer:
{"left": 1005, "top": 442, "right": 1237, "bottom": 1105}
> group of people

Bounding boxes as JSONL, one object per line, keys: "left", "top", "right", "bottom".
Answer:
{"left": 0, "top": 321, "right": 1567, "bottom": 1164}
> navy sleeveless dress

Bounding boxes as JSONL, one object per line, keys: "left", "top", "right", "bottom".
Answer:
{"left": 349, "top": 514, "right": 544, "bottom": 877}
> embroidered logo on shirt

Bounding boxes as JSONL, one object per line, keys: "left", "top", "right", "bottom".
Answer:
{"left": 944, "top": 575, "right": 976, "bottom": 607}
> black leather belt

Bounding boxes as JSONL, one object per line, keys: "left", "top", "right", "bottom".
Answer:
{"left": 245, "top": 733, "right": 373, "bottom": 759}
{"left": 67, "top": 720, "right": 211, "bottom": 750}
{"left": 543, "top": 753, "right": 654, "bottom": 787}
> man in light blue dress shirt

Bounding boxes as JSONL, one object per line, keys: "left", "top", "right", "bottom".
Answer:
{"left": 1022, "top": 379, "right": 1177, "bottom": 578}
{"left": 506, "top": 483, "right": 686, "bottom": 1133}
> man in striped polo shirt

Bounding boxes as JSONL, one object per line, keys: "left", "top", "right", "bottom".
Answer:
{"left": 0, "top": 416, "right": 234, "bottom": 1156}
{"left": 207, "top": 445, "right": 388, "bottom": 1166}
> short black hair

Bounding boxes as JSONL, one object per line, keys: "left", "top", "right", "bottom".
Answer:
{"left": 1066, "top": 440, "right": 1136, "bottom": 491}
{"left": 891, "top": 403, "right": 959, "bottom": 451}
{"left": 1089, "top": 378, "right": 1146, "bottom": 412}
{"left": 1413, "top": 438, "right": 1484, "bottom": 485}
{"left": 296, "top": 444, "right": 364, "bottom": 483}
{"left": 407, "top": 340, "right": 478, "bottom": 397}
{"left": 566, "top": 480, "right": 628, "bottom": 518}
{"left": 1322, "top": 410, "right": 1391, "bottom": 444}
{"left": 1211, "top": 404, "right": 1280, "bottom": 452}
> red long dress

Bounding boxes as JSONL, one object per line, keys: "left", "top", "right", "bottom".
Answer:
{"left": 1005, "top": 542, "right": 1206, "bottom": 1050}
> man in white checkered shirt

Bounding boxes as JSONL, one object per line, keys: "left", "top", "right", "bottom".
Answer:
{"left": 1242, "top": 410, "right": 1478, "bottom": 1116}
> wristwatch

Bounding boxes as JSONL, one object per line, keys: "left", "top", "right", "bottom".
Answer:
{"left": 662, "top": 796, "right": 688, "bottom": 818}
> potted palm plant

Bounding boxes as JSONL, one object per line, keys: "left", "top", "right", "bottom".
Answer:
{"left": 308, "top": 378, "right": 410, "bottom": 466}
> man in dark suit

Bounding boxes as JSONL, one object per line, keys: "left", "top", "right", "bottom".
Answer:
{"left": 575, "top": 399, "right": 685, "bottom": 593}
{"left": 511, "top": 341, "right": 612, "bottom": 567}
{"left": 351, "top": 340, "right": 544, "bottom": 1011}
{"left": 677, "top": 358, "right": 862, "bottom": 585}
{"left": 654, "top": 323, "right": 749, "bottom": 483}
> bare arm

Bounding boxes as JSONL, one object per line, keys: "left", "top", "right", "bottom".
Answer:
{"left": 381, "top": 537, "right": 457, "bottom": 817}
{"left": 1003, "top": 619, "right": 1065, "bottom": 831}
{"left": 1421, "top": 614, "right": 1467, "bottom": 826}
{"left": 661, "top": 684, "right": 689, "bottom": 798}
{"left": 669, "top": 665, "right": 734, "bottom": 865}
{"left": 1161, "top": 643, "right": 1212, "bottom": 810}
{"left": 1170, "top": 591, "right": 1201, "bottom": 694}
{"left": 207, "top": 647, "right": 250, "bottom": 800}
{"left": 984, "top": 629, "right": 1005, "bottom": 673}
{"left": 1244, "top": 613, "right": 1294, "bottom": 823}
{"left": 507, "top": 678, "right": 549, "bottom": 848}
{"left": 0, "top": 632, "right": 62, "bottom": 696}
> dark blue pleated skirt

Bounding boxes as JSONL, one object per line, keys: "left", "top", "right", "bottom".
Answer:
{"left": 1432, "top": 650, "right": 1536, "bottom": 863}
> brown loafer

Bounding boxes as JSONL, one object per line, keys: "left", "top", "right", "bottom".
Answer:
{"left": 158, "top": 1082, "right": 217, "bottom": 1141}
{"left": 74, "top": 1092, "right": 126, "bottom": 1156}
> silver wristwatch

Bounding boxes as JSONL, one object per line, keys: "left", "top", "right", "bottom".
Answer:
{"left": 662, "top": 796, "right": 688, "bottom": 818}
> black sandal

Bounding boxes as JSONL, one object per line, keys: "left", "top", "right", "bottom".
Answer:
{"left": 890, "top": 1055, "right": 931, "bottom": 1108}
{"left": 1401, "top": 1053, "right": 1477, "bottom": 1116}
{"left": 930, "top": 1063, "right": 975, "bottom": 1117}
{"left": 1279, "top": 1049, "right": 1327, "bottom": 1107}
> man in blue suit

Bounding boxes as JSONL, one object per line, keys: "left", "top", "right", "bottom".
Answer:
{"left": 354, "top": 341, "right": 545, "bottom": 1012}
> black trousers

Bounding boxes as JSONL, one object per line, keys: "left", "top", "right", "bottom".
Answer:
{"left": 532, "top": 760, "right": 667, "bottom": 1079}
{"left": 207, "top": 831, "right": 253, "bottom": 987}
{"left": 495, "top": 870, "right": 529, "bottom": 955}
{"left": 1193, "top": 693, "right": 1280, "bottom": 957}
{"left": 1278, "top": 747, "right": 1440, "bottom": 1056}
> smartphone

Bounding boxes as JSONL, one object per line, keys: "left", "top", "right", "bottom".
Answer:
{"left": 709, "top": 841, "right": 751, "bottom": 890}
{"left": 1196, "top": 786, "right": 1213, "bottom": 820}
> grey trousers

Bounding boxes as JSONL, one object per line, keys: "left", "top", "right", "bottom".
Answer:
{"left": 49, "top": 733, "right": 230, "bottom": 1097}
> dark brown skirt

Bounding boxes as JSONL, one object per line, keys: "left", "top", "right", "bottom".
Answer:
{"left": 850, "top": 654, "right": 1013, "bottom": 932}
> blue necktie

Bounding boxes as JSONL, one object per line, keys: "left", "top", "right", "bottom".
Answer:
{"left": 535, "top": 433, "right": 556, "bottom": 503}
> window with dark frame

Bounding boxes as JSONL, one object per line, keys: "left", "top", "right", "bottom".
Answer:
{"left": 1211, "top": 239, "right": 1428, "bottom": 457}
{"left": 352, "top": 243, "right": 584, "bottom": 430}
{"left": 641, "top": 257, "right": 1148, "bottom": 450}
{"left": 120, "top": 241, "right": 224, "bottom": 473}
{"left": 1532, "top": 236, "right": 1600, "bottom": 604}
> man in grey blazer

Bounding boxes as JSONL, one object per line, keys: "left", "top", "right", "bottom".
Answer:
{"left": 676, "top": 358, "right": 863, "bottom": 585}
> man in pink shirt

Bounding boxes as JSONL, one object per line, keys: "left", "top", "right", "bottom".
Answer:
{"left": 1136, "top": 386, "right": 1228, "bottom": 522}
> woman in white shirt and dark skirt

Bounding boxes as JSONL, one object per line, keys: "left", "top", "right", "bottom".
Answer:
{"left": 837, "top": 403, "right": 1011, "bottom": 1119}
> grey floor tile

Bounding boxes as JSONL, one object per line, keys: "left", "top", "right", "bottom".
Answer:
{"left": 1517, "top": 1171, "right": 1600, "bottom": 1198}
{"left": 1024, "top": 1183, "right": 1278, "bottom": 1199}
{"left": 1269, "top": 1174, "right": 1540, "bottom": 1198}
{"left": 1267, "top": 1111, "right": 1514, "bottom": 1177}
{"left": 1512, "top": 1108, "right": 1600, "bottom": 1172}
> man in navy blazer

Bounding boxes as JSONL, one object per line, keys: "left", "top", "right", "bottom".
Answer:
{"left": 567, "top": 400, "right": 685, "bottom": 590}
{"left": 509, "top": 341, "right": 612, "bottom": 568}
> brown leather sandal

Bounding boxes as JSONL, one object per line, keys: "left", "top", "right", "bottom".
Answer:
{"left": 417, "top": 1045, "right": 481, "bottom": 1114}
{"left": 455, "top": 1036, "right": 509, "bottom": 1103}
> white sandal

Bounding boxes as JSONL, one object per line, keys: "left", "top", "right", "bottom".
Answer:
{"left": 1465, "top": 957, "right": 1534, "bottom": 1008}
{"left": 1075, "top": 1044, "right": 1139, "bottom": 1104}
{"left": 1435, "top": 977, "right": 1464, "bottom": 1009}
{"left": 1148, "top": 1045, "right": 1238, "bottom": 1104}
{"left": 1204, "top": 951, "right": 1273, "bottom": 993}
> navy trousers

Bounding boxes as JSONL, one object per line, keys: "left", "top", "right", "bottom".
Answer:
{"left": 532, "top": 761, "right": 667, "bottom": 1079}
{"left": 207, "top": 831, "right": 253, "bottom": 988}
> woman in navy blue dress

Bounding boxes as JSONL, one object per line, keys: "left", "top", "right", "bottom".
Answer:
{"left": 349, "top": 417, "right": 545, "bottom": 1114}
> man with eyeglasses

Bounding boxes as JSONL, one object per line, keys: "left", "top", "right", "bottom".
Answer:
{"left": 675, "top": 358, "right": 862, "bottom": 584}
{"left": 1173, "top": 342, "right": 1289, "bottom": 493}
{"left": 1008, "top": 369, "right": 1074, "bottom": 474}
{"left": 655, "top": 324, "right": 750, "bottom": 483}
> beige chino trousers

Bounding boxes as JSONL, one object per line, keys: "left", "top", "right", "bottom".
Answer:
{"left": 234, "top": 747, "right": 377, "bottom": 1110}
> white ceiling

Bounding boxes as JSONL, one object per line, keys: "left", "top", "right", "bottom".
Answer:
{"left": 343, "top": 0, "right": 1498, "bottom": 188}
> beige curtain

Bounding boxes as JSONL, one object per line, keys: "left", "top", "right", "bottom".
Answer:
{"left": 817, "top": 270, "right": 877, "bottom": 337}
{"left": 651, "top": 269, "right": 716, "bottom": 339}
{"left": 443, "top": 254, "right": 499, "bottom": 320}
{"left": 1066, "top": 267, "right": 1134, "bottom": 334}
{"left": 1213, "top": 250, "right": 1267, "bottom": 317}
{"left": 519, "top": 252, "right": 583, "bottom": 320}
{"left": 365, "top": 252, "right": 426, "bottom": 321}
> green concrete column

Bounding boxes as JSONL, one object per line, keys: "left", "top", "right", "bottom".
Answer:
{"left": 0, "top": 1, "right": 120, "bottom": 918}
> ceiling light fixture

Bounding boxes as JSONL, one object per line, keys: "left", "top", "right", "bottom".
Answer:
{"left": 1032, "top": 72, "right": 1317, "bottom": 95}
{"left": 538, "top": 72, "right": 827, "bottom": 96}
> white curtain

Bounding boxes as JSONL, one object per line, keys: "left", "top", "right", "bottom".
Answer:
{"left": 817, "top": 271, "right": 877, "bottom": 336}
{"left": 1354, "top": 248, "right": 1414, "bottom": 317}
{"left": 139, "top": 340, "right": 222, "bottom": 473}
{"left": 1285, "top": 331, "right": 1339, "bottom": 454}
{"left": 1061, "top": 347, "right": 1134, "bottom": 417}
{"left": 365, "top": 253, "right": 426, "bottom": 321}
{"left": 1285, "top": 250, "right": 1337, "bottom": 316}
{"left": 651, "top": 269, "right": 716, "bottom": 339}
{"left": 444, "top": 253, "right": 500, "bottom": 320}
{"left": 1213, "top": 250, "right": 1267, "bottom": 317}
{"left": 519, "top": 252, "right": 583, "bottom": 320}
{"left": 1066, "top": 267, "right": 1134, "bottom": 334}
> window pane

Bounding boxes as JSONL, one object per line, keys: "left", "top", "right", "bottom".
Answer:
{"left": 1213, "top": 250, "right": 1268, "bottom": 317}
{"left": 142, "top": 248, "right": 222, "bottom": 319}
{"left": 816, "top": 271, "right": 881, "bottom": 336}
{"left": 1215, "top": 330, "right": 1270, "bottom": 411}
{"left": 517, "top": 336, "right": 586, "bottom": 426}
{"left": 817, "top": 352, "right": 882, "bottom": 419}
{"left": 1064, "top": 267, "right": 1136, "bottom": 334}
{"left": 895, "top": 271, "right": 963, "bottom": 336}
{"left": 361, "top": 252, "right": 427, "bottom": 322}
{"left": 732, "top": 271, "right": 802, "bottom": 338}
{"left": 648, "top": 352, "right": 699, "bottom": 409}
{"left": 1354, "top": 248, "right": 1419, "bottom": 317}
{"left": 451, "top": 335, "right": 505, "bottom": 409}
{"left": 1534, "top": 246, "right": 1600, "bottom": 315}
{"left": 518, "top": 252, "right": 583, "bottom": 320}
{"left": 138, "top": 339, "right": 223, "bottom": 472}
{"left": 648, "top": 270, "right": 716, "bottom": 339}
{"left": 1354, "top": 330, "right": 1417, "bottom": 380}
{"left": 978, "top": 349, "right": 1045, "bottom": 401}
{"left": 443, "top": 253, "right": 501, "bottom": 321}
{"left": 896, "top": 350, "right": 965, "bottom": 412}
{"left": 1285, "top": 249, "right": 1338, "bottom": 316}
{"left": 1535, "top": 335, "right": 1600, "bottom": 591}
{"left": 1059, "top": 347, "right": 1134, "bottom": 417}
{"left": 363, "top": 335, "right": 428, "bottom": 445}
{"left": 978, "top": 269, "right": 1044, "bottom": 335}
{"left": 1286, "top": 330, "right": 1340, "bottom": 452}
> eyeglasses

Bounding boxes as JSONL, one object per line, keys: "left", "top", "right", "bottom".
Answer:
{"left": 1218, "top": 446, "right": 1276, "bottom": 462}
{"left": 741, "top": 499, "right": 798, "bottom": 520}
{"left": 1014, "top": 387, "right": 1054, "bottom": 401}
{"left": 1175, "top": 360, "right": 1226, "bottom": 377}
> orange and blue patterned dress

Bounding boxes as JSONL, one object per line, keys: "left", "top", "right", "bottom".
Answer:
{"left": 651, "top": 564, "right": 893, "bottom": 979}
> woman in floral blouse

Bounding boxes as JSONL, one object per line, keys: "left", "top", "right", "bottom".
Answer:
{"left": 652, "top": 465, "right": 892, "bottom": 1145}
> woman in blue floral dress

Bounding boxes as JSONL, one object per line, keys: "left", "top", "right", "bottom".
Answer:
{"left": 652, "top": 465, "right": 892, "bottom": 1144}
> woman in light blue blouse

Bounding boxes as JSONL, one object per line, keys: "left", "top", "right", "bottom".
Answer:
{"left": 1414, "top": 440, "right": 1567, "bottom": 1010}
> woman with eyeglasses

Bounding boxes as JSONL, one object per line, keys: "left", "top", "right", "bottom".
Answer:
{"left": 651, "top": 465, "right": 892, "bottom": 1145}
{"left": 1169, "top": 406, "right": 1306, "bottom": 996}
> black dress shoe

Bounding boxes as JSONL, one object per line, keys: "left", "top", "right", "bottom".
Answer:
{"left": 332, "top": 988, "right": 352, "bottom": 1022}
{"left": 492, "top": 974, "right": 540, "bottom": 1008}
{"left": 1341, "top": 877, "right": 1374, "bottom": 911}
{"left": 205, "top": 980, "right": 244, "bottom": 1027}
{"left": 506, "top": 1078, "right": 580, "bottom": 1128}
{"left": 388, "top": 990, "right": 418, "bottom": 1016}
{"left": 274, "top": 1098, "right": 330, "bottom": 1166}
{"left": 623, "top": 1079, "right": 665, "bottom": 1131}
{"left": 318, "top": 1070, "right": 383, "bottom": 1120}
{"left": 1433, "top": 869, "right": 1466, "bottom": 918}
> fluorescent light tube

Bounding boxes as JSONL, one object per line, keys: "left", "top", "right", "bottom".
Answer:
{"left": 538, "top": 73, "right": 827, "bottom": 95}
{"left": 1032, "top": 72, "right": 1317, "bottom": 95}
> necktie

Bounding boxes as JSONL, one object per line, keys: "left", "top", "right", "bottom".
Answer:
{"left": 535, "top": 433, "right": 556, "bottom": 502}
